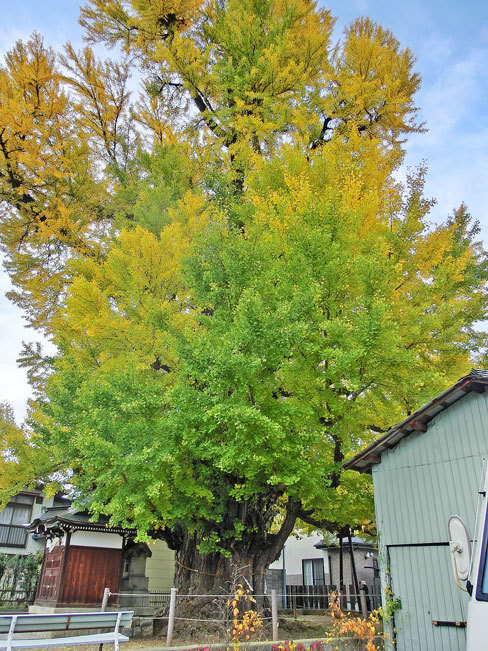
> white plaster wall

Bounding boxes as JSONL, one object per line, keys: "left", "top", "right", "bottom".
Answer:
{"left": 69, "top": 530, "right": 123, "bottom": 548}
{"left": 269, "top": 532, "right": 329, "bottom": 575}
{"left": 146, "top": 540, "right": 175, "bottom": 592}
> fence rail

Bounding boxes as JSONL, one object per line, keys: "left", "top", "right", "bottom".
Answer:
{"left": 284, "top": 584, "right": 329, "bottom": 610}
{"left": 108, "top": 585, "right": 381, "bottom": 612}
{"left": 148, "top": 592, "right": 171, "bottom": 607}
{"left": 283, "top": 584, "right": 381, "bottom": 611}
{"left": 105, "top": 585, "right": 381, "bottom": 646}
{"left": 0, "top": 588, "right": 36, "bottom": 606}
{"left": 106, "top": 587, "right": 281, "bottom": 645}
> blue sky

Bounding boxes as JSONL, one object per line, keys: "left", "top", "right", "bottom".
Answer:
{"left": 1, "top": 1, "right": 487, "bottom": 420}
{"left": 326, "top": 0, "right": 488, "bottom": 237}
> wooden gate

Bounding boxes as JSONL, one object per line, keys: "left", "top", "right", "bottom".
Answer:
{"left": 36, "top": 545, "right": 66, "bottom": 604}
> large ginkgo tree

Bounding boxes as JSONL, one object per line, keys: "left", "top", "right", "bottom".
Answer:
{"left": 0, "top": 0, "right": 486, "bottom": 595}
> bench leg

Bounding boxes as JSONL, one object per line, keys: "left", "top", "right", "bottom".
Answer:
{"left": 7, "top": 615, "right": 18, "bottom": 651}
{"left": 113, "top": 611, "right": 122, "bottom": 651}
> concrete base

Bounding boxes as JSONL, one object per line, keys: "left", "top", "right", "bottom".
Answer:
{"left": 119, "top": 590, "right": 151, "bottom": 612}
{"left": 29, "top": 604, "right": 100, "bottom": 614}
{"left": 132, "top": 606, "right": 157, "bottom": 616}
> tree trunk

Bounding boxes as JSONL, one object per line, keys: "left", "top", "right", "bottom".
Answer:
{"left": 169, "top": 497, "right": 302, "bottom": 609}
{"left": 173, "top": 532, "right": 260, "bottom": 595}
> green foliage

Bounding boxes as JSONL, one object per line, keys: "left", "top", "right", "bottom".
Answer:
{"left": 33, "top": 145, "right": 488, "bottom": 549}
{"left": 0, "top": 552, "right": 43, "bottom": 603}
{"left": 0, "top": 403, "right": 58, "bottom": 507}
{"left": 383, "top": 583, "right": 402, "bottom": 618}
{"left": 0, "top": 0, "right": 487, "bottom": 584}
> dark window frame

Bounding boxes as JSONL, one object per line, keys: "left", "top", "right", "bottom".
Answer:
{"left": 0, "top": 493, "right": 35, "bottom": 548}
{"left": 302, "top": 558, "right": 325, "bottom": 586}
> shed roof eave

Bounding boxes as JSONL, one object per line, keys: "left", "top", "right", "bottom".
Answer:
{"left": 343, "top": 370, "right": 488, "bottom": 474}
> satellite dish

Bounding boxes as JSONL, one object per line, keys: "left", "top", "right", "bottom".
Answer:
{"left": 448, "top": 515, "right": 471, "bottom": 584}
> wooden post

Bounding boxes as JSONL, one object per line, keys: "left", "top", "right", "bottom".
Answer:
{"left": 339, "top": 536, "right": 344, "bottom": 587}
{"left": 292, "top": 586, "right": 297, "bottom": 620}
{"left": 271, "top": 589, "right": 279, "bottom": 641}
{"left": 320, "top": 584, "right": 326, "bottom": 610}
{"left": 282, "top": 545, "right": 287, "bottom": 609}
{"left": 339, "top": 536, "right": 346, "bottom": 610}
{"left": 360, "top": 585, "right": 368, "bottom": 620}
{"left": 166, "top": 587, "right": 177, "bottom": 646}
{"left": 101, "top": 587, "right": 110, "bottom": 611}
{"left": 348, "top": 533, "right": 360, "bottom": 598}
{"left": 348, "top": 584, "right": 356, "bottom": 611}
{"left": 55, "top": 531, "right": 71, "bottom": 606}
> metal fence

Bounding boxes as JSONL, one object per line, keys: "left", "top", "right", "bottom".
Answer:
{"left": 104, "top": 587, "right": 278, "bottom": 645}
{"left": 109, "top": 585, "right": 381, "bottom": 612}
{"left": 282, "top": 584, "right": 381, "bottom": 611}
{"left": 148, "top": 591, "right": 171, "bottom": 607}
{"left": 0, "top": 588, "right": 36, "bottom": 607}
{"left": 105, "top": 586, "right": 382, "bottom": 646}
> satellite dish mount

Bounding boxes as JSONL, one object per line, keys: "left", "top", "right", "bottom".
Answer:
{"left": 448, "top": 515, "right": 471, "bottom": 591}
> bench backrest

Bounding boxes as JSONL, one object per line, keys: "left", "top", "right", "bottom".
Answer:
{"left": 0, "top": 611, "right": 133, "bottom": 634}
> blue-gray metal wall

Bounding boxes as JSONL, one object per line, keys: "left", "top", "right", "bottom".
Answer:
{"left": 372, "top": 390, "right": 488, "bottom": 650}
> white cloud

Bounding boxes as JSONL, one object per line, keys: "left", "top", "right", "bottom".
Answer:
{"left": 416, "top": 48, "right": 487, "bottom": 144}
{"left": 353, "top": 0, "right": 371, "bottom": 13}
{"left": 402, "top": 44, "right": 488, "bottom": 237}
{"left": 0, "top": 266, "right": 33, "bottom": 423}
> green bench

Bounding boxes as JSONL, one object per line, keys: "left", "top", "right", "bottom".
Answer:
{"left": 0, "top": 611, "right": 133, "bottom": 651}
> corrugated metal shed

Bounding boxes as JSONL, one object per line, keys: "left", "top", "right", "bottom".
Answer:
{"left": 345, "top": 370, "right": 488, "bottom": 651}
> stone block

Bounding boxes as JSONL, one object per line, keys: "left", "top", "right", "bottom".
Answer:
{"left": 130, "top": 615, "right": 154, "bottom": 639}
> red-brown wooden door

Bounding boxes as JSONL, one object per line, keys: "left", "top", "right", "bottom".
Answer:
{"left": 36, "top": 545, "right": 66, "bottom": 604}
{"left": 60, "top": 546, "right": 122, "bottom": 606}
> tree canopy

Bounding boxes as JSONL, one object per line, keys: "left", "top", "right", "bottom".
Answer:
{"left": 0, "top": 0, "right": 486, "bottom": 592}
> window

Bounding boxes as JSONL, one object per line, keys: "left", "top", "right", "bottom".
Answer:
{"left": 0, "top": 494, "right": 35, "bottom": 547}
{"left": 303, "top": 558, "right": 325, "bottom": 586}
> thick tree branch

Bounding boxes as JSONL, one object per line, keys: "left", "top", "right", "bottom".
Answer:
{"left": 262, "top": 496, "right": 302, "bottom": 565}
{"left": 189, "top": 88, "right": 233, "bottom": 144}
{"left": 310, "top": 116, "right": 332, "bottom": 150}
{"left": 297, "top": 506, "right": 374, "bottom": 537}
